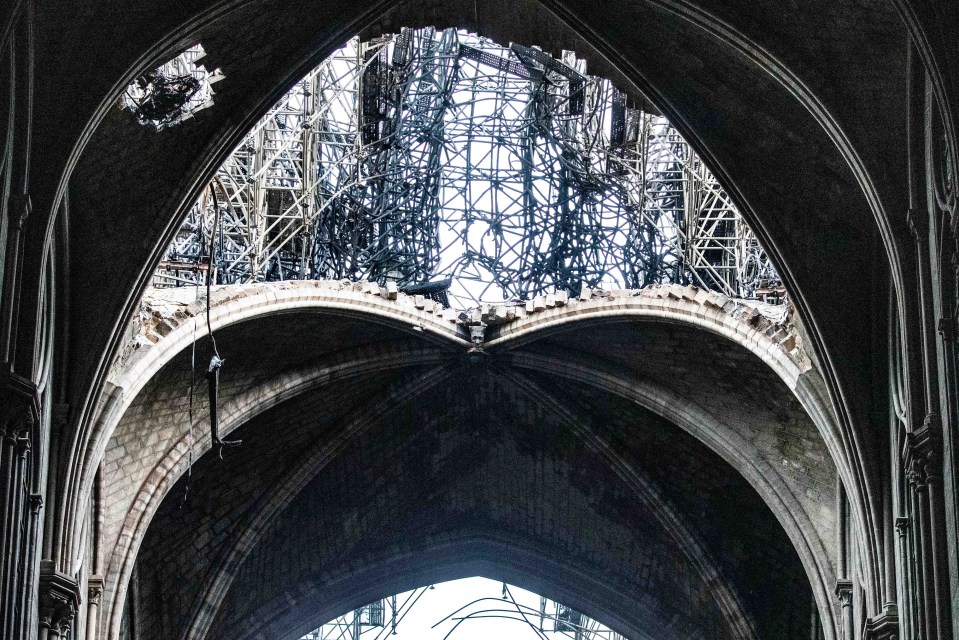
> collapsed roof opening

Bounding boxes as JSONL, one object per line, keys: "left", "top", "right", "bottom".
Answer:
{"left": 123, "top": 44, "right": 223, "bottom": 129}
{"left": 153, "top": 28, "right": 783, "bottom": 308}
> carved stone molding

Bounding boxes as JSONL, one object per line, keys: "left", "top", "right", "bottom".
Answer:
{"left": 903, "top": 418, "right": 942, "bottom": 487}
{"left": 0, "top": 369, "right": 40, "bottom": 440}
{"left": 87, "top": 575, "right": 104, "bottom": 607}
{"left": 905, "top": 457, "right": 928, "bottom": 488}
{"left": 29, "top": 492, "right": 43, "bottom": 515}
{"left": 931, "top": 107, "right": 957, "bottom": 219}
{"left": 38, "top": 564, "right": 81, "bottom": 638}
{"left": 835, "top": 579, "right": 854, "bottom": 607}
{"left": 863, "top": 606, "right": 899, "bottom": 640}
{"left": 894, "top": 517, "right": 909, "bottom": 536}
{"left": 1, "top": 397, "right": 35, "bottom": 440}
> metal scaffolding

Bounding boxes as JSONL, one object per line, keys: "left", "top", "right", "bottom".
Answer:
{"left": 151, "top": 29, "right": 783, "bottom": 307}
{"left": 299, "top": 581, "right": 627, "bottom": 640}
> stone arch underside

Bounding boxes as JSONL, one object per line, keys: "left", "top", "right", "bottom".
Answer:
{"left": 96, "top": 282, "right": 839, "bottom": 640}
{"left": 44, "top": 2, "right": 911, "bottom": 617}
{"left": 129, "top": 356, "right": 812, "bottom": 640}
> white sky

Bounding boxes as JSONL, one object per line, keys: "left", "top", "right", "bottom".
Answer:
{"left": 302, "top": 576, "right": 620, "bottom": 640}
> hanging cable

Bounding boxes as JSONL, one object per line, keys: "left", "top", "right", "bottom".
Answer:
{"left": 207, "top": 187, "right": 241, "bottom": 457}
{"left": 181, "top": 193, "right": 207, "bottom": 507}
{"left": 181, "top": 307, "right": 198, "bottom": 507}
{"left": 207, "top": 187, "right": 221, "bottom": 358}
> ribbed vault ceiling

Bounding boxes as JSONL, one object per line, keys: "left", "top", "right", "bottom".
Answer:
{"left": 120, "top": 300, "right": 827, "bottom": 640}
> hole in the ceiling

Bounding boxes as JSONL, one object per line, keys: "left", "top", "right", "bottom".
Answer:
{"left": 123, "top": 44, "right": 223, "bottom": 130}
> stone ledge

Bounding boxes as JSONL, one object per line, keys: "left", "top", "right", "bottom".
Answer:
{"left": 118, "top": 280, "right": 804, "bottom": 377}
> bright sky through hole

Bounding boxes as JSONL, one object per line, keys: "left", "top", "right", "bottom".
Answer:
{"left": 152, "top": 30, "right": 781, "bottom": 305}
{"left": 300, "top": 577, "right": 624, "bottom": 640}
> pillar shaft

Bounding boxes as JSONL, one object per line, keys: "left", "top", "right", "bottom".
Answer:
{"left": 0, "top": 370, "right": 38, "bottom": 640}
{"left": 836, "top": 581, "right": 854, "bottom": 640}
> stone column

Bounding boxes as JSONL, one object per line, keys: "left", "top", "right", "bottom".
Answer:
{"left": 836, "top": 580, "right": 854, "bottom": 640}
{"left": 19, "top": 492, "right": 44, "bottom": 635}
{"left": 0, "top": 371, "right": 40, "bottom": 639}
{"left": 87, "top": 576, "right": 103, "bottom": 640}
{"left": 902, "top": 429, "right": 934, "bottom": 640}
{"left": 37, "top": 563, "right": 80, "bottom": 640}
{"left": 903, "top": 421, "right": 951, "bottom": 640}
{"left": 894, "top": 517, "right": 913, "bottom": 640}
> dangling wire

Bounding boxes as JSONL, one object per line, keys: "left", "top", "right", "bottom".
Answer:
{"left": 207, "top": 187, "right": 221, "bottom": 360}
{"left": 208, "top": 186, "right": 240, "bottom": 458}
{"left": 181, "top": 194, "right": 205, "bottom": 507}
{"left": 181, "top": 310, "right": 198, "bottom": 507}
